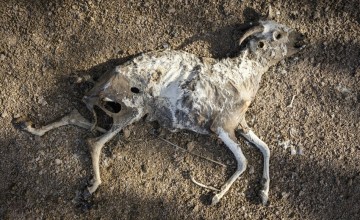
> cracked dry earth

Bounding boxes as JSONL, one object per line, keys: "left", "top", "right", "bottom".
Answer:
{"left": 0, "top": 0, "right": 359, "bottom": 219}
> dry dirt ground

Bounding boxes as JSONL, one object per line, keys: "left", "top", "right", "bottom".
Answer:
{"left": 1, "top": 0, "right": 359, "bottom": 219}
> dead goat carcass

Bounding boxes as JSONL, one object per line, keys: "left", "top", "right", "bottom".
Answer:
{"left": 15, "top": 15, "right": 304, "bottom": 205}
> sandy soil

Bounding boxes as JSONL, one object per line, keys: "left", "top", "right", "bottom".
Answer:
{"left": 1, "top": 0, "right": 359, "bottom": 219}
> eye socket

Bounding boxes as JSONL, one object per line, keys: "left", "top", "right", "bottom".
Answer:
{"left": 273, "top": 31, "right": 282, "bottom": 40}
{"left": 103, "top": 100, "right": 121, "bottom": 113}
{"left": 130, "top": 87, "right": 140, "bottom": 93}
{"left": 258, "top": 41, "right": 265, "bottom": 48}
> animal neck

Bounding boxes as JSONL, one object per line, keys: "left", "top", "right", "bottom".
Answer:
{"left": 227, "top": 49, "right": 270, "bottom": 79}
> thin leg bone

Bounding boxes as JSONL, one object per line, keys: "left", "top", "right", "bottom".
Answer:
{"left": 190, "top": 175, "right": 220, "bottom": 192}
{"left": 212, "top": 127, "right": 247, "bottom": 205}
{"left": 87, "top": 111, "right": 137, "bottom": 194}
{"left": 240, "top": 130, "right": 270, "bottom": 205}
{"left": 16, "top": 109, "right": 106, "bottom": 136}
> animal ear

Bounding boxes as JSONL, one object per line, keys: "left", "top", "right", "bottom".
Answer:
{"left": 265, "top": 5, "right": 274, "bottom": 20}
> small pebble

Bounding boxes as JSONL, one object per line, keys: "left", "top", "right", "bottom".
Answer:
{"left": 162, "top": 43, "right": 170, "bottom": 49}
{"left": 298, "top": 189, "right": 305, "bottom": 196}
{"left": 313, "top": 11, "right": 321, "bottom": 19}
{"left": 168, "top": 8, "right": 176, "bottom": 13}
{"left": 297, "top": 146, "right": 304, "bottom": 155}
{"left": 55, "top": 159, "right": 62, "bottom": 165}
{"left": 1, "top": 111, "right": 8, "bottom": 118}
{"left": 290, "top": 145, "right": 297, "bottom": 155}
{"left": 123, "top": 128, "right": 131, "bottom": 139}
{"left": 187, "top": 141, "right": 195, "bottom": 151}
{"left": 37, "top": 96, "right": 48, "bottom": 106}
{"left": 248, "top": 166, "right": 255, "bottom": 174}
{"left": 281, "top": 191, "right": 290, "bottom": 199}
{"left": 0, "top": 54, "right": 6, "bottom": 61}
{"left": 279, "top": 140, "right": 291, "bottom": 150}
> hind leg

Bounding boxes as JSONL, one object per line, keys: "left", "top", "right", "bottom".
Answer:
{"left": 211, "top": 127, "right": 247, "bottom": 205}
{"left": 238, "top": 119, "right": 270, "bottom": 205}
{"left": 240, "top": 130, "right": 270, "bottom": 205}
{"left": 87, "top": 109, "right": 140, "bottom": 194}
{"left": 13, "top": 109, "right": 106, "bottom": 135}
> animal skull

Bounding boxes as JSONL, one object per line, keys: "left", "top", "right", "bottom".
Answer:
{"left": 15, "top": 11, "right": 305, "bottom": 206}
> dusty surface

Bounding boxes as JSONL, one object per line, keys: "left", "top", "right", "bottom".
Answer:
{"left": 1, "top": 0, "right": 359, "bottom": 219}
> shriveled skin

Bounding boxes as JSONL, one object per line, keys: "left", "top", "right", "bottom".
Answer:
{"left": 15, "top": 18, "right": 304, "bottom": 205}
{"left": 84, "top": 49, "right": 265, "bottom": 134}
{"left": 85, "top": 19, "right": 304, "bottom": 134}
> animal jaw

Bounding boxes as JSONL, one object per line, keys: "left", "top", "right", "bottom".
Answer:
{"left": 14, "top": 12, "right": 305, "bottom": 206}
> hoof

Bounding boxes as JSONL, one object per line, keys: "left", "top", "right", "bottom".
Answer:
{"left": 87, "top": 180, "right": 101, "bottom": 194}
{"left": 87, "top": 185, "right": 97, "bottom": 194}
{"left": 12, "top": 116, "right": 33, "bottom": 130}
{"left": 260, "top": 190, "right": 268, "bottom": 205}
{"left": 211, "top": 194, "right": 221, "bottom": 205}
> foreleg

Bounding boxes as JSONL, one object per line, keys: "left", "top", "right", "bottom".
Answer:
{"left": 14, "top": 109, "right": 106, "bottom": 136}
{"left": 87, "top": 110, "right": 139, "bottom": 193}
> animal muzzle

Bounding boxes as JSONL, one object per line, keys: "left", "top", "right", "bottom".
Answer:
{"left": 287, "top": 31, "right": 306, "bottom": 56}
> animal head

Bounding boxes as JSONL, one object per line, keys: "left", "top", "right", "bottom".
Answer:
{"left": 239, "top": 19, "right": 305, "bottom": 66}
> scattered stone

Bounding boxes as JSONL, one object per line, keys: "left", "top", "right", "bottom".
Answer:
{"left": 1, "top": 111, "right": 8, "bottom": 118}
{"left": 123, "top": 128, "right": 131, "bottom": 139}
{"left": 289, "top": 127, "right": 298, "bottom": 138}
{"left": 298, "top": 189, "right": 305, "bottom": 196}
{"left": 55, "top": 159, "right": 62, "bottom": 165}
{"left": 290, "top": 145, "right": 297, "bottom": 155}
{"left": 103, "top": 158, "right": 111, "bottom": 168}
{"left": 37, "top": 96, "right": 48, "bottom": 106}
{"left": 336, "top": 85, "right": 351, "bottom": 94}
{"left": 279, "top": 140, "right": 291, "bottom": 150}
{"left": 297, "top": 146, "right": 304, "bottom": 155}
{"left": 168, "top": 8, "right": 176, "bottom": 14}
{"left": 310, "top": 57, "right": 315, "bottom": 63}
{"left": 248, "top": 166, "right": 255, "bottom": 174}
{"left": 0, "top": 53, "right": 6, "bottom": 61}
{"left": 313, "top": 11, "right": 321, "bottom": 19}
{"left": 186, "top": 141, "right": 195, "bottom": 151}
{"left": 281, "top": 191, "right": 290, "bottom": 199}
{"left": 162, "top": 43, "right": 170, "bottom": 49}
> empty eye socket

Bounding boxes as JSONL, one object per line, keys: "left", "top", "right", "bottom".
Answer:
{"left": 258, "top": 41, "right": 265, "bottom": 48}
{"left": 131, "top": 87, "right": 140, "bottom": 93}
{"left": 103, "top": 101, "right": 121, "bottom": 113}
{"left": 273, "top": 31, "right": 282, "bottom": 40}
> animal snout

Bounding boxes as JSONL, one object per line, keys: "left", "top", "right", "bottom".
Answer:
{"left": 289, "top": 31, "right": 306, "bottom": 49}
